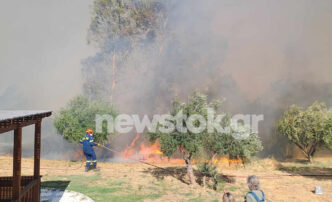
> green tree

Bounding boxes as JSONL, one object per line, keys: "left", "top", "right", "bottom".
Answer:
{"left": 225, "top": 124, "right": 263, "bottom": 165}
{"left": 323, "top": 113, "right": 332, "bottom": 148}
{"left": 54, "top": 95, "right": 116, "bottom": 143}
{"left": 204, "top": 120, "right": 263, "bottom": 166}
{"left": 202, "top": 113, "right": 230, "bottom": 163}
{"left": 277, "top": 102, "right": 332, "bottom": 163}
{"left": 197, "top": 162, "right": 218, "bottom": 190}
{"left": 148, "top": 92, "right": 223, "bottom": 185}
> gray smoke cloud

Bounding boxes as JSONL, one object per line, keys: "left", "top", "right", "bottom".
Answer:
{"left": 105, "top": 0, "right": 332, "bottom": 110}
{"left": 88, "top": 0, "right": 332, "bottom": 158}
{"left": 1, "top": 0, "right": 332, "bottom": 160}
{"left": 0, "top": 0, "right": 94, "bottom": 159}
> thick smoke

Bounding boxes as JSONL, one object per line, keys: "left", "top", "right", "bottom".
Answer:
{"left": 84, "top": 0, "right": 332, "bottom": 158}
{"left": 1, "top": 0, "right": 332, "bottom": 160}
{"left": 111, "top": 0, "right": 332, "bottom": 109}
{"left": 0, "top": 0, "right": 94, "bottom": 159}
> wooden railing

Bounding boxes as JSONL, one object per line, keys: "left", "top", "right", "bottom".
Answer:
{"left": 20, "top": 178, "right": 39, "bottom": 202}
{"left": 0, "top": 176, "right": 41, "bottom": 201}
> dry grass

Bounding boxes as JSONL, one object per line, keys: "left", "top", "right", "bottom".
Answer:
{"left": 1, "top": 155, "right": 331, "bottom": 202}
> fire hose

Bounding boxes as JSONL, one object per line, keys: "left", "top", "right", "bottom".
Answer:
{"left": 2, "top": 144, "right": 331, "bottom": 179}
{"left": 100, "top": 144, "right": 175, "bottom": 173}
{"left": 0, "top": 144, "right": 167, "bottom": 172}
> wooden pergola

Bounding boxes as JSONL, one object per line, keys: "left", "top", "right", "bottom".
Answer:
{"left": 0, "top": 110, "right": 52, "bottom": 202}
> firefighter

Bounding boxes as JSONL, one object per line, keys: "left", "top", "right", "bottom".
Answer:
{"left": 80, "top": 128, "right": 100, "bottom": 172}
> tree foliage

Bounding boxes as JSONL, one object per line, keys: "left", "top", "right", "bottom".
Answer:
{"left": 148, "top": 91, "right": 263, "bottom": 184}
{"left": 197, "top": 162, "right": 218, "bottom": 190}
{"left": 88, "top": 0, "right": 168, "bottom": 51}
{"left": 277, "top": 101, "right": 332, "bottom": 162}
{"left": 54, "top": 95, "right": 116, "bottom": 143}
{"left": 323, "top": 114, "right": 332, "bottom": 148}
{"left": 225, "top": 126, "right": 263, "bottom": 163}
{"left": 203, "top": 117, "right": 263, "bottom": 165}
{"left": 148, "top": 91, "right": 222, "bottom": 184}
{"left": 201, "top": 111, "right": 230, "bottom": 160}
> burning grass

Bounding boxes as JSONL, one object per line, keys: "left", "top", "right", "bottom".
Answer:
{"left": 120, "top": 134, "right": 244, "bottom": 165}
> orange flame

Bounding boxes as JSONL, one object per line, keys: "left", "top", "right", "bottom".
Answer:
{"left": 122, "top": 133, "right": 140, "bottom": 158}
{"left": 121, "top": 134, "right": 242, "bottom": 165}
{"left": 121, "top": 134, "right": 183, "bottom": 164}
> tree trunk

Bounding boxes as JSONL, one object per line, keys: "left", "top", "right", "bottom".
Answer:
{"left": 308, "top": 146, "right": 316, "bottom": 163}
{"left": 241, "top": 156, "right": 246, "bottom": 168}
{"left": 203, "top": 176, "right": 206, "bottom": 189}
{"left": 295, "top": 143, "right": 316, "bottom": 164}
{"left": 300, "top": 149, "right": 314, "bottom": 163}
{"left": 212, "top": 153, "right": 218, "bottom": 164}
{"left": 213, "top": 176, "right": 218, "bottom": 190}
{"left": 110, "top": 50, "right": 116, "bottom": 103}
{"left": 228, "top": 154, "right": 232, "bottom": 167}
{"left": 185, "top": 157, "right": 196, "bottom": 185}
{"left": 187, "top": 163, "right": 196, "bottom": 185}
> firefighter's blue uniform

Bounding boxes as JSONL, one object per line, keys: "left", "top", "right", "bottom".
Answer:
{"left": 80, "top": 133, "right": 98, "bottom": 168}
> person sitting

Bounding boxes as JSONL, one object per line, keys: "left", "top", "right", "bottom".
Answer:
{"left": 223, "top": 192, "right": 236, "bottom": 202}
{"left": 245, "top": 175, "right": 265, "bottom": 202}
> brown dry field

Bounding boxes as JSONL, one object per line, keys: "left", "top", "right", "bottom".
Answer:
{"left": 1, "top": 155, "right": 331, "bottom": 202}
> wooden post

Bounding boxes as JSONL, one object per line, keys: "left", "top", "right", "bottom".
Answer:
{"left": 13, "top": 126, "right": 22, "bottom": 201}
{"left": 34, "top": 120, "right": 41, "bottom": 202}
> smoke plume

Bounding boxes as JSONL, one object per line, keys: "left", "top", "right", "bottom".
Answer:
{"left": 84, "top": 0, "right": 332, "bottom": 158}
{"left": 1, "top": 0, "right": 332, "bottom": 159}
{"left": 0, "top": 0, "right": 94, "bottom": 159}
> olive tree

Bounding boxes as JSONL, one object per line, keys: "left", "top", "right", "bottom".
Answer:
{"left": 202, "top": 104, "right": 263, "bottom": 163}
{"left": 54, "top": 95, "right": 116, "bottom": 143}
{"left": 148, "top": 92, "right": 223, "bottom": 185}
{"left": 323, "top": 113, "right": 332, "bottom": 148}
{"left": 201, "top": 113, "right": 229, "bottom": 162}
{"left": 277, "top": 102, "right": 332, "bottom": 163}
{"left": 226, "top": 124, "right": 263, "bottom": 165}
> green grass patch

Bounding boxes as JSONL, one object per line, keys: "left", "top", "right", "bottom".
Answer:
{"left": 104, "top": 193, "right": 163, "bottom": 202}
{"left": 146, "top": 186, "right": 160, "bottom": 191}
{"left": 41, "top": 180, "right": 70, "bottom": 190}
{"left": 188, "top": 196, "right": 205, "bottom": 202}
{"left": 41, "top": 174, "right": 164, "bottom": 202}
{"left": 228, "top": 186, "right": 238, "bottom": 191}
{"left": 107, "top": 180, "right": 126, "bottom": 186}
{"left": 181, "top": 192, "right": 194, "bottom": 197}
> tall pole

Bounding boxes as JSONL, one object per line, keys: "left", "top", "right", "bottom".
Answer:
{"left": 13, "top": 126, "right": 22, "bottom": 201}
{"left": 34, "top": 119, "right": 41, "bottom": 202}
